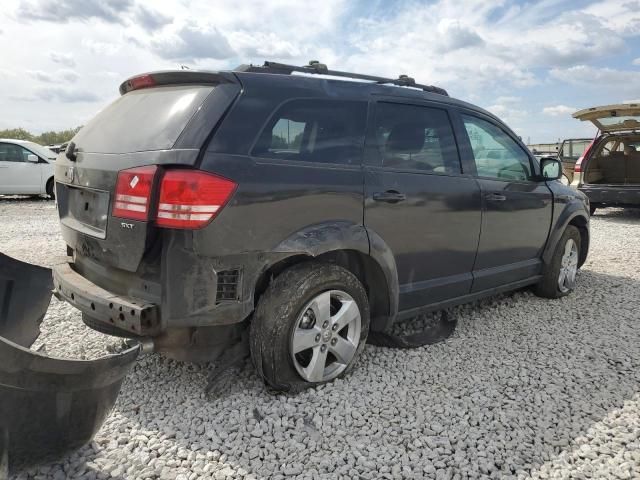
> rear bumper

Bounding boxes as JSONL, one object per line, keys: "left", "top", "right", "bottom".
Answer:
{"left": 0, "top": 253, "right": 140, "bottom": 474}
{"left": 579, "top": 185, "right": 640, "bottom": 207}
{"left": 53, "top": 262, "right": 161, "bottom": 336}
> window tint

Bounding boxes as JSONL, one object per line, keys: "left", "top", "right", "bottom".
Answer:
{"left": 375, "top": 103, "right": 461, "bottom": 173}
{"left": 0, "top": 143, "right": 29, "bottom": 162}
{"left": 253, "top": 100, "right": 367, "bottom": 165}
{"left": 462, "top": 115, "right": 533, "bottom": 181}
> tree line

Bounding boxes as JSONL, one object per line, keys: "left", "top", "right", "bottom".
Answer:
{"left": 0, "top": 127, "right": 82, "bottom": 146}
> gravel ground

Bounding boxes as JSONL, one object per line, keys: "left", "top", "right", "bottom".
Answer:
{"left": 2, "top": 197, "right": 640, "bottom": 480}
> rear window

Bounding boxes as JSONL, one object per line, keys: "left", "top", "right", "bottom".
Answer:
{"left": 72, "top": 85, "right": 214, "bottom": 154}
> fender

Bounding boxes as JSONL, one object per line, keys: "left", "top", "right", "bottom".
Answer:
{"left": 272, "top": 221, "right": 399, "bottom": 331}
{"left": 542, "top": 197, "right": 589, "bottom": 266}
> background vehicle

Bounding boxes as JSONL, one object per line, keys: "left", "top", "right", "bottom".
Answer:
{"left": 0, "top": 139, "right": 56, "bottom": 198}
{"left": 571, "top": 104, "right": 640, "bottom": 214}
{"left": 558, "top": 138, "right": 592, "bottom": 182}
{"left": 51, "top": 61, "right": 590, "bottom": 391}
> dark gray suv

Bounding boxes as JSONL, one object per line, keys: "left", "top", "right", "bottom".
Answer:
{"left": 52, "top": 61, "right": 590, "bottom": 391}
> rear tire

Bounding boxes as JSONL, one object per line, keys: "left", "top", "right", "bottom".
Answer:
{"left": 250, "top": 262, "right": 369, "bottom": 392}
{"left": 535, "top": 226, "right": 581, "bottom": 299}
{"left": 46, "top": 178, "right": 55, "bottom": 199}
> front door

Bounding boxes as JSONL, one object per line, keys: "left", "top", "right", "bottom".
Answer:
{"left": 364, "top": 100, "right": 482, "bottom": 312}
{"left": 0, "top": 142, "right": 42, "bottom": 194}
{"left": 456, "top": 112, "right": 553, "bottom": 292}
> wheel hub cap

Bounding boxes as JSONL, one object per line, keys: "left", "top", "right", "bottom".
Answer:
{"left": 558, "top": 238, "right": 579, "bottom": 293}
{"left": 290, "top": 290, "right": 361, "bottom": 383}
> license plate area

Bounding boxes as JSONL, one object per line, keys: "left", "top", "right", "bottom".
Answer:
{"left": 57, "top": 183, "right": 110, "bottom": 239}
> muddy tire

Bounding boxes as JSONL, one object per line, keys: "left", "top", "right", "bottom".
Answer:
{"left": 250, "top": 262, "right": 369, "bottom": 392}
{"left": 535, "top": 226, "right": 581, "bottom": 299}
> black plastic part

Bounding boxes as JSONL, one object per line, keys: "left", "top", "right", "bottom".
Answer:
{"left": 0, "top": 253, "right": 140, "bottom": 474}
{"left": 234, "top": 60, "right": 449, "bottom": 96}
{"left": 367, "top": 311, "right": 457, "bottom": 348}
{"left": 0, "top": 253, "right": 52, "bottom": 347}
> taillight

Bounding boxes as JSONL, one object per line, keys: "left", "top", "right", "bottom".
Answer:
{"left": 575, "top": 139, "right": 596, "bottom": 174}
{"left": 155, "top": 170, "right": 237, "bottom": 229}
{"left": 112, "top": 166, "right": 157, "bottom": 220}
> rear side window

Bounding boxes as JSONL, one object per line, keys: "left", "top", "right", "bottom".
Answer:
{"left": 374, "top": 102, "right": 461, "bottom": 174}
{"left": 252, "top": 100, "right": 367, "bottom": 165}
{"left": 462, "top": 114, "right": 533, "bottom": 181}
{"left": 72, "top": 85, "right": 214, "bottom": 154}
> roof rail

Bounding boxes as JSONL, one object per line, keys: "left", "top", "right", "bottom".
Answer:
{"left": 234, "top": 60, "right": 449, "bottom": 96}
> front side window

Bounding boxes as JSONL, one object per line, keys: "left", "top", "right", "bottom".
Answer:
{"left": 252, "top": 100, "right": 367, "bottom": 165}
{"left": 0, "top": 143, "right": 30, "bottom": 162}
{"left": 374, "top": 102, "right": 461, "bottom": 174}
{"left": 462, "top": 115, "right": 533, "bottom": 181}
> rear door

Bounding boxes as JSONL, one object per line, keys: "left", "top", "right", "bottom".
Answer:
{"left": 364, "top": 98, "right": 482, "bottom": 312}
{"left": 0, "top": 142, "right": 42, "bottom": 194}
{"left": 454, "top": 111, "right": 553, "bottom": 291}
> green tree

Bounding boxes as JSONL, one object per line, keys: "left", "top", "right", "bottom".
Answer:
{"left": 0, "top": 126, "right": 82, "bottom": 145}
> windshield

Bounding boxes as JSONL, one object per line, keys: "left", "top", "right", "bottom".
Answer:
{"left": 23, "top": 141, "right": 57, "bottom": 160}
{"left": 71, "top": 85, "right": 214, "bottom": 154}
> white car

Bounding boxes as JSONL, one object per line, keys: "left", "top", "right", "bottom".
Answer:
{"left": 0, "top": 139, "right": 57, "bottom": 198}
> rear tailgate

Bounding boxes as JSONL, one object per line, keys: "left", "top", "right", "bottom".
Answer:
{"left": 54, "top": 72, "right": 240, "bottom": 273}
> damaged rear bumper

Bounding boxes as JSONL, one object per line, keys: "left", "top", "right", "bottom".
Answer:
{"left": 0, "top": 253, "right": 140, "bottom": 475}
{"left": 53, "top": 262, "right": 161, "bottom": 336}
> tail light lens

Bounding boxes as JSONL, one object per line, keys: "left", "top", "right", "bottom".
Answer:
{"left": 112, "top": 166, "right": 157, "bottom": 220}
{"left": 155, "top": 170, "right": 237, "bottom": 229}
{"left": 575, "top": 140, "right": 595, "bottom": 173}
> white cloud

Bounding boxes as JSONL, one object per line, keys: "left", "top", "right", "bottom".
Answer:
{"left": 633, "top": 58, "right": 640, "bottom": 66}
{"left": 542, "top": 105, "right": 576, "bottom": 117}
{"left": 2, "top": 0, "right": 639, "bottom": 141}
{"left": 49, "top": 51, "right": 75, "bottom": 68}
{"left": 550, "top": 65, "right": 640, "bottom": 95}
{"left": 623, "top": 99, "right": 640, "bottom": 104}
{"left": 27, "top": 69, "right": 79, "bottom": 83}
{"left": 150, "top": 23, "right": 235, "bottom": 61}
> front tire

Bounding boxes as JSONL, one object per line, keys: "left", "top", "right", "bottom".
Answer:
{"left": 250, "top": 262, "right": 370, "bottom": 392}
{"left": 46, "top": 178, "right": 55, "bottom": 199}
{"left": 535, "top": 226, "right": 581, "bottom": 299}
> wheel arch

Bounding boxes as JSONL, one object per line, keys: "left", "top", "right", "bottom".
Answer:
{"left": 543, "top": 208, "right": 590, "bottom": 268}
{"left": 45, "top": 176, "right": 55, "bottom": 196}
{"left": 252, "top": 222, "right": 399, "bottom": 332}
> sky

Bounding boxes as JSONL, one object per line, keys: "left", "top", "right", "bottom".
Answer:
{"left": 1, "top": 0, "right": 640, "bottom": 143}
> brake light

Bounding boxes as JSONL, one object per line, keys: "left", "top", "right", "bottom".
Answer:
{"left": 155, "top": 170, "right": 236, "bottom": 229}
{"left": 128, "top": 74, "right": 156, "bottom": 91}
{"left": 574, "top": 140, "right": 595, "bottom": 173}
{"left": 112, "top": 166, "right": 157, "bottom": 221}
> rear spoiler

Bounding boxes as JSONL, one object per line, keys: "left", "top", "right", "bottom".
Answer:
{"left": 119, "top": 70, "right": 236, "bottom": 95}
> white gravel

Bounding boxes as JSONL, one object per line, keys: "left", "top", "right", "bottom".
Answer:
{"left": 2, "top": 196, "right": 640, "bottom": 480}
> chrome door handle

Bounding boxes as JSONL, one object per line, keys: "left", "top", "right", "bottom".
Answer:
{"left": 372, "top": 191, "right": 407, "bottom": 203}
{"left": 485, "top": 193, "right": 506, "bottom": 202}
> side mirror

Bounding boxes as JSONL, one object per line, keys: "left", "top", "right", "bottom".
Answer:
{"left": 540, "top": 157, "right": 562, "bottom": 181}
{"left": 26, "top": 154, "right": 39, "bottom": 163}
